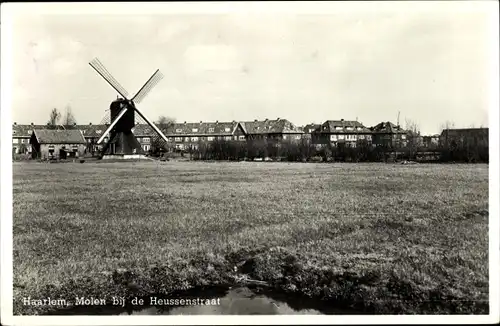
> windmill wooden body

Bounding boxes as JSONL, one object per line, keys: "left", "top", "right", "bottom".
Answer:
{"left": 89, "top": 58, "right": 168, "bottom": 159}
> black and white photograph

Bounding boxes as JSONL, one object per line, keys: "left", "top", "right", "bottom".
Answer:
{"left": 1, "top": 1, "right": 499, "bottom": 325}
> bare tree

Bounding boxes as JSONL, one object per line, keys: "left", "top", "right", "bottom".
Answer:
{"left": 47, "top": 108, "right": 61, "bottom": 129}
{"left": 405, "top": 118, "right": 421, "bottom": 160}
{"left": 63, "top": 105, "right": 77, "bottom": 127}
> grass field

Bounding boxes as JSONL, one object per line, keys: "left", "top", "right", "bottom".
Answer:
{"left": 12, "top": 161, "right": 489, "bottom": 315}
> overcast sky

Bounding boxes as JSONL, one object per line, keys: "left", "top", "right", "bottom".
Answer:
{"left": 6, "top": 2, "right": 497, "bottom": 134}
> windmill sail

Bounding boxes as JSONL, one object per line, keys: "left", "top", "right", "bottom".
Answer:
{"left": 131, "top": 69, "right": 164, "bottom": 104}
{"left": 89, "top": 58, "right": 130, "bottom": 99}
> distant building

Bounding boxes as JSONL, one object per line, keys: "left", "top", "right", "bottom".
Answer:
{"left": 241, "top": 118, "right": 303, "bottom": 143}
{"left": 313, "top": 119, "right": 372, "bottom": 147}
{"left": 422, "top": 134, "right": 440, "bottom": 149}
{"left": 30, "top": 129, "right": 87, "bottom": 159}
{"left": 440, "top": 128, "right": 489, "bottom": 149}
{"left": 370, "top": 121, "right": 408, "bottom": 148}
{"left": 302, "top": 123, "right": 321, "bottom": 142}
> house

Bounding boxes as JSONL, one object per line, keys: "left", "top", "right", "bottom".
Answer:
{"left": 440, "top": 128, "right": 489, "bottom": 149}
{"left": 422, "top": 134, "right": 440, "bottom": 149}
{"left": 241, "top": 118, "right": 303, "bottom": 143}
{"left": 157, "top": 121, "right": 244, "bottom": 151}
{"left": 30, "top": 129, "right": 87, "bottom": 160}
{"left": 370, "top": 121, "right": 408, "bottom": 148}
{"left": 12, "top": 122, "right": 38, "bottom": 154}
{"left": 313, "top": 119, "right": 372, "bottom": 148}
{"left": 301, "top": 123, "right": 321, "bottom": 142}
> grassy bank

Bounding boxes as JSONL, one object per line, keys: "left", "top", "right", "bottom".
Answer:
{"left": 13, "top": 161, "right": 489, "bottom": 314}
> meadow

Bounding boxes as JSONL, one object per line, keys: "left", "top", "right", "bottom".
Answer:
{"left": 12, "top": 161, "right": 489, "bottom": 315}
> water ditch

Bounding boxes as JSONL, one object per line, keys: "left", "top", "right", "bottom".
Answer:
{"left": 47, "top": 285, "right": 367, "bottom": 315}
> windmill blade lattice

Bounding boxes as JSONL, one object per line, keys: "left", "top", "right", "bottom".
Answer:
{"left": 131, "top": 69, "right": 164, "bottom": 104}
{"left": 99, "top": 110, "right": 112, "bottom": 126}
{"left": 89, "top": 58, "right": 130, "bottom": 99}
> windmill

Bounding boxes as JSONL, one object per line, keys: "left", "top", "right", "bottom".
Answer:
{"left": 89, "top": 58, "right": 169, "bottom": 159}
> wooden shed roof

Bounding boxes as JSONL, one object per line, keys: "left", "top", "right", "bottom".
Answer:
{"left": 32, "top": 129, "right": 86, "bottom": 144}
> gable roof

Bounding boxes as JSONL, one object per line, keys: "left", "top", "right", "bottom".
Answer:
{"left": 370, "top": 121, "right": 407, "bottom": 134}
{"left": 241, "top": 119, "right": 303, "bottom": 134}
{"left": 318, "top": 120, "right": 371, "bottom": 133}
{"left": 74, "top": 124, "right": 108, "bottom": 138}
{"left": 13, "top": 124, "right": 61, "bottom": 136}
{"left": 161, "top": 121, "right": 239, "bottom": 136}
{"left": 32, "top": 129, "right": 86, "bottom": 144}
{"left": 303, "top": 124, "right": 321, "bottom": 133}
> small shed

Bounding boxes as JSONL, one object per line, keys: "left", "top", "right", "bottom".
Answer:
{"left": 30, "top": 129, "right": 87, "bottom": 160}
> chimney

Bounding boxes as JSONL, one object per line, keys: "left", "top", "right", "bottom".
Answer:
{"left": 254, "top": 119, "right": 258, "bottom": 122}
{"left": 265, "top": 118, "right": 268, "bottom": 122}
{"left": 89, "top": 122, "right": 92, "bottom": 125}
{"left": 73, "top": 122, "right": 77, "bottom": 126}
{"left": 277, "top": 117, "right": 280, "bottom": 121}
{"left": 30, "top": 122, "right": 34, "bottom": 126}
{"left": 200, "top": 121, "right": 202, "bottom": 124}
{"left": 216, "top": 120, "right": 219, "bottom": 124}
{"left": 184, "top": 121, "right": 187, "bottom": 124}
{"left": 13, "top": 122, "right": 17, "bottom": 125}
{"left": 340, "top": 119, "right": 344, "bottom": 122}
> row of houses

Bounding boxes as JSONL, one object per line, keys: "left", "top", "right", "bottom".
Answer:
{"left": 12, "top": 118, "right": 485, "bottom": 158}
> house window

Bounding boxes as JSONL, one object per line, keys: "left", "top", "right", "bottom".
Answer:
{"left": 366, "top": 135, "right": 372, "bottom": 141}
{"left": 338, "top": 135, "right": 345, "bottom": 140}
{"left": 104, "top": 137, "right": 108, "bottom": 142}
{"left": 96, "top": 130, "right": 102, "bottom": 134}
{"left": 192, "top": 128, "right": 198, "bottom": 132}
{"left": 143, "top": 137, "right": 150, "bottom": 143}
{"left": 335, "top": 127, "right": 343, "bottom": 130}
{"left": 12, "top": 138, "right": 17, "bottom": 144}
{"left": 239, "top": 136, "right": 245, "bottom": 141}
{"left": 168, "top": 137, "right": 173, "bottom": 142}
{"left": 174, "top": 137, "right": 182, "bottom": 142}
{"left": 401, "top": 135, "right": 406, "bottom": 140}
{"left": 309, "top": 129, "right": 315, "bottom": 133}
{"left": 225, "top": 127, "right": 231, "bottom": 132}
{"left": 295, "top": 135, "right": 301, "bottom": 140}
{"left": 207, "top": 137, "right": 215, "bottom": 141}
{"left": 283, "top": 135, "right": 287, "bottom": 140}
{"left": 330, "top": 135, "right": 337, "bottom": 141}
{"left": 82, "top": 130, "right": 86, "bottom": 134}
{"left": 143, "top": 145, "right": 150, "bottom": 151}
{"left": 176, "top": 129, "right": 182, "bottom": 133}
{"left": 346, "top": 127, "right": 354, "bottom": 131}
{"left": 209, "top": 128, "right": 214, "bottom": 133}
{"left": 191, "top": 137, "right": 199, "bottom": 142}
{"left": 136, "top": 137, "right": 142, "bottom": 142}
{"left": 224, "top": 136, "right": 232, "bottom": 141}
{"left": 358, "top": 135, "right": 365, "bottom": 140}
{"left": 357, "top": 127, "right": 363, "bottom": 131}
{"left": 185, "top": 137, "right": 189, "bottom": 142}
